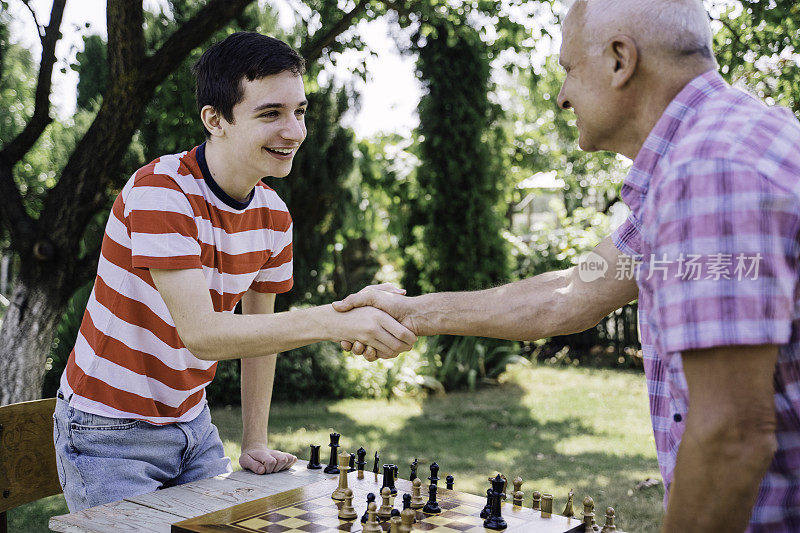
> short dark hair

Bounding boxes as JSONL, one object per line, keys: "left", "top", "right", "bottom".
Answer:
{"left": 192, "top": 32, "right": 306, "bottom": 135}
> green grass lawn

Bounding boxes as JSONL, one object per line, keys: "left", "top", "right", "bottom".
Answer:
{"left": 10, "top": 363, "right": 664, "bottom": 532}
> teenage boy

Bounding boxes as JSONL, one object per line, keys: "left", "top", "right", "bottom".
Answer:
{"left": 53, "top": 32, "right": 416, "bottom": 512}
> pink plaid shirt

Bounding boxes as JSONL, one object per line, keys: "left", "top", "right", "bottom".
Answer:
{"left": 612, "top": 70, "right": 800, "bottom": 531}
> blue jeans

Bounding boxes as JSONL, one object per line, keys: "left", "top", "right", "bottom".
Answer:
{"left": 53, "top": 391, "right": 232, "bottom": 511}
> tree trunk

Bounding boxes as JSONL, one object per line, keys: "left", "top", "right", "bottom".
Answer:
{"left": 0, "top": 280, "right": 64, "bottom": 403}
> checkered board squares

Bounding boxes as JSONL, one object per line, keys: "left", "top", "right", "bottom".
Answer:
{"left": 226, "top": 493, "right": 523, "bottom": 532}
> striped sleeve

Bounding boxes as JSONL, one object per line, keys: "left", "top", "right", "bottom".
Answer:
{"left": 250, "top": 211, "right": 293, "bottom": 294}
{"left": 611, "top": 213, "right": 643, "bottom": 257}
{"left": 125, "top": 174, "right": 202, "bottom": 270}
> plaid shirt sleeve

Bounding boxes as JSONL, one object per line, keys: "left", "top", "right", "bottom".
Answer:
{"left": 646, "top": 157, "right": 800, "bottom": 354}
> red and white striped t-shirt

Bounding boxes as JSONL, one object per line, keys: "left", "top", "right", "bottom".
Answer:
{"left": 61, "top": 144, "right": 293, "bottom": 424}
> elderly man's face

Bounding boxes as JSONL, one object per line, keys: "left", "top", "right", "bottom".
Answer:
{"left": 557, "top": 5, "right": 619, "bottom": 152}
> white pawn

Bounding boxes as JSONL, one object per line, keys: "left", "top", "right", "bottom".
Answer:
{"left": 362, "top": 501, "right": 381, "bottom": 533}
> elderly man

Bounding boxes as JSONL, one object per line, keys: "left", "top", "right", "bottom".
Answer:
{"left": 335, "top": 0, "right": 800, "bottom": 530}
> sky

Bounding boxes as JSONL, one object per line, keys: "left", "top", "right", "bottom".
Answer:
{"left": 7, "top": 0, "right": 424, "bottom": 138}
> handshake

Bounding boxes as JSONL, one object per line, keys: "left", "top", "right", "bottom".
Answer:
{"left": 331, "top": 283, "right": 424, "bottom": 362}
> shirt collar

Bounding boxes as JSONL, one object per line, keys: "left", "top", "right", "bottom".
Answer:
{"left": 195, "top": 142, "right": 254, "bottom": 210}
{"left": 624, "top": 69, "right": 727, "bottom": 194}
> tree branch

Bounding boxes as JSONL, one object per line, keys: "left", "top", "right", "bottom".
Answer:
{"left": 300, "top": 0, "right": 371, "bottom": 63}
{"left": 0, "top": 0, "right": 65, "bottom": 165}
{"left": 21, "top": 0, "right": 45, "bottom": 42}
{"left": 142, "top": 0, "right": 255, "bottom": 91}
{"left": 106, "top": 0, "right": 145, "bottom": 85}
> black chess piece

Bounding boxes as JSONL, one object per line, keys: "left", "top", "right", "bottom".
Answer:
{"left": 307, "top": 444, "right": 322, "bottom": 469}
{"left": 480, "top": 488, "right": 492, "bottom": 518}
{"left": 402, "top": 493, "right": 417, "bottom": 523}
{"left": 391, "top": 509, "right": 401, "bottom": 518}
{"left": 373, "top": 451, "right": 380, "bottom": 474}
{"left": 410, "top": 458, "right": 418, "bottom": 481}
{"left": 323, "top": 432, "right": 341, "bottom": 474}
{"left": 361, "top": 492, "right": 376, "bottom": 523}
{"left": 428, "top": 462, "right": 440, "bottom": 485}
{"left": 356, "top": 447, "right": 367, "bottom": 473}
{"left": 393, "top": 464, "right": 399, "bottom": 480}
{"left": 484, "top": 474, "right": 508, "bottom": 530}
{"left": 348, "top": 452, "right": 356, "bottom": 472}
{"left": 446, "top": 475, "right": 454, "bottom": 490}
{"left": 382, "top": 464, "right": 398, "bottom": 495}
{"left": 422, "top": 483, "right": 441, "bottom": 514}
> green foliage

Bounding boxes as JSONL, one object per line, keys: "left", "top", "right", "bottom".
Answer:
{"left": 412, "top": 24, "right": 509, "bottom": 293}
{"left": 42, "top": 283, "right": 93, "bottom": 398}
{"left": 74, "top": 34, "right": 107, "bottom": 111}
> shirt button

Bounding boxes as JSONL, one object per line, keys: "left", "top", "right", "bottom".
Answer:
{"left": 673, "top": 413, "right": 683, "bottom": 423}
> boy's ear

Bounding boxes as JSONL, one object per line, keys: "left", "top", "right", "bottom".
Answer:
{"left": 200, "top": 106, "right": 225, "bottom": 137}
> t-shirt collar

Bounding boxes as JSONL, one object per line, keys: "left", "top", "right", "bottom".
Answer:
{"left": 196, "top": 142, "right": 254, "bottom": 210}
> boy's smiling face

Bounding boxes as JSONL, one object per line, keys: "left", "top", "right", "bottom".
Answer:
{"left": 219, "top": 70, "right": 308, "bottom": 180}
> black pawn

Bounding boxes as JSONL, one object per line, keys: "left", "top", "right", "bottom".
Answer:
{"left": 480, "top": 488, "right": 492, "bottom": 519}
{"left": 391, "top": 509, "right": 401, "bottom": 518}
{"left": 410, "top": 458, "right": 418, "bottom": 481}
{"left": 356, "top": 447, "right": 367, "bottom": 473}
{"left": 307, "top": 444, "right": 322, "bottom": 469}
{"left": 484, "top": 474, "right": 507, "bottom": 530}
{"left": 403, "top": 493, "right": 417, "bottom": 523}
{"left": 373, "top": 451, "right": 380, "bottom": 474}
{"left": 348, "top": 452, "right": 356, "bottom": 472}
{"left": 382, "top": 464, "right": 398, "bottom": 495}
{"left": 422, "top": 483, "right": 441, "bottom": 514}
{"left": 446, "top": 475, "right": 454, "bottom": 490}
{"left": 323, "top": 432, "right": 341, "bottom": 474}
{"left": 361, "top": 492, "right": 376, "bottom": 523}
{"left": 428, "top": 462, "right": 440, "bottom": 485}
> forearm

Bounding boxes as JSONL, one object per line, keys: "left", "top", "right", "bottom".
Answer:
{"left": 186, "top": 305, "right": 339, "bottom": 360}
{"left": 662, "top": 424, "right": 775, "bottom": 531}
{"left": 241, "top": 354, "right": 276, "bottom": 448}
{"left": 409, "top": 268, "right": 626, "bottom": 340}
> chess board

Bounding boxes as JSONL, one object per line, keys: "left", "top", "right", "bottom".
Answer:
{"left": 172, "top": 473, "right": 585, "bottom": 532}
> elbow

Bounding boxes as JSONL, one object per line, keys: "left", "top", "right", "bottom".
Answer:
{"left": 688, "top": 412, "right": 777, "bottom": 474}
{"left": 177, "top": 324, "right": 218, "bottom": 361}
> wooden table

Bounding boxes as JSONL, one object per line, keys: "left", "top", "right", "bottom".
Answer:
{"left": 49, "top": 460, "right": 329, "bottom": 532}
{"left": 49, "top": 460, "right": 588, "bottom": 532}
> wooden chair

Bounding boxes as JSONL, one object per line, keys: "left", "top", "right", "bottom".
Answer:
{"left": 0, "top": 398, "right": 61, "bottom": 533}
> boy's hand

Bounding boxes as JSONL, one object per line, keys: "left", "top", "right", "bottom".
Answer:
{"left": 332, "top": 305, "right": 417, "bottom": 359}
{"left": 240, "top": 445, "right": 297, "bottom": 474}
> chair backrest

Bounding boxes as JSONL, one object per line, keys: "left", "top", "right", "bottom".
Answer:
{"left": 0, "top": 398, "right": 61, "bottom": 528}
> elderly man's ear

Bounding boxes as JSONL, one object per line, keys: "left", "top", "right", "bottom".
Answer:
{"left": 606, "top": 35, "right": 638, "bottom": 88}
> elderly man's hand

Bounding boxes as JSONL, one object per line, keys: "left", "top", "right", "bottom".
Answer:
{"left": 333, "top": 284, "right": 421, "bottom": 360}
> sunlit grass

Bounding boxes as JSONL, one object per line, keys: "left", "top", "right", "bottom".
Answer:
{"left": 12, "top": 363, "right": 663, "bottom": 532}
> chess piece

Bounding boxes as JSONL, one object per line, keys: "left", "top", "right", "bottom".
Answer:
{"left": 307, "top": 444, "right": 322, "bottom": 469}
{"left": 512, "top": 476, "right": 523, "bottom": 506}
{"left": 324, "top": 432, "right": 341, "bottom": 474}
{"left": 602, "top": 507, "right": 616, "bottom": 532}
{"left": 393, "top": 464, "right": 399, "bottom": 480}
{"left": 483, "top": 474, "right": 507, "bottom": 530}
{"left": 389, "top": 515, "right": 401, "bottom": 533}
{"left": 410, "top": 478, "right": 425, "bottom": 509}
{"left": 382, "top": 464, "right": 398, "bottom": 495}
{"left": 446, "top": 474, "right": 454, "bottom": 490}
{"left": 428, "top": 462, "right": 440, "bottom": 485}
{"left": 401, "top": 493, "right": 416, "bottom": 523}
{"left": 480, "top": 488, "right": 492, "bottom": 519}
{"left": 356, "top": 447, "right": 367, "bottom": 477}
{"left": 378, "top": 487, "right": 394, "bottom": 520}
{"left": 583, "top": 496, "right": 597, "bottom": 530}
{"left": 399, "top": 506, "right": 415, "bottom": 533}
{"left": 422, "top": 483, "right": 441, "bottom": 514}
{"left": 563, "top": 489, "right": 574, "bottom": 517}
{"left": 338, "top": 488, "right": 358, "bottom": 520}
{"left": 541, "top": 493, "right": 553, "bottom": 518}
{"left": 361, "top": 492, "right": 376, "bottom": 523}
{"left": 332, "top": 451, "right": 350, "bottom": 500}
{"left": 410, "top": 458, "right": 418, "bottom": 481}
{"left": 363, "top": 501, "right": 382, "bottom": 533}
{"left": 531, "top": 490, "right": 542, "bottom": 511}
{"left": 349, "top": 452, "right": 356, "bottom": 472}
{"left": 373, "top": 451, "right": 380, "bottom": 474}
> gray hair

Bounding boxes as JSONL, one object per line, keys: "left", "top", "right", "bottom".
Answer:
{"left": 574, "top": 0, "right": 715, "bottom": 60}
